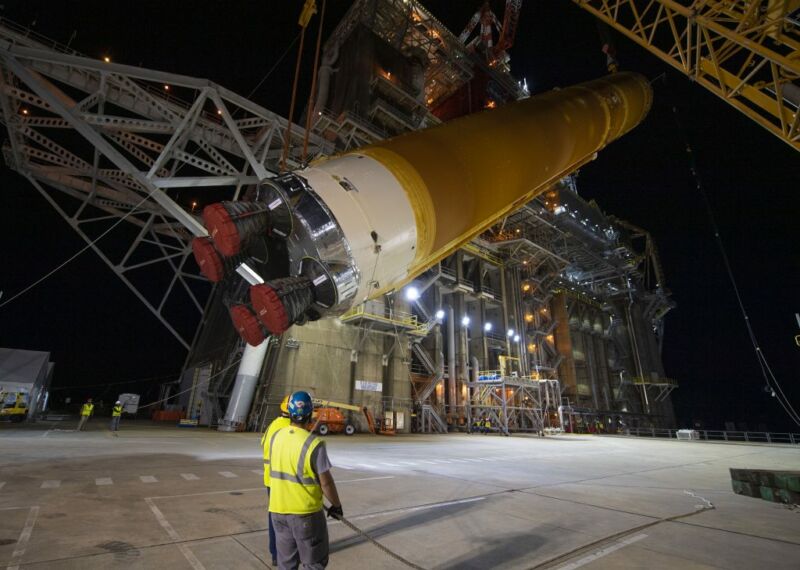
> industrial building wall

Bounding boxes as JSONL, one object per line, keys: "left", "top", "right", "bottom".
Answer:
{"left": 258, "top": 317, "right": 413, "bottom": 432}
{"left": 550, "top": 294, "right": 677, "bottom": 428}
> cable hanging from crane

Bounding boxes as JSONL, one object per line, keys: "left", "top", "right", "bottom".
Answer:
{"left": 281, "top": 0, "right": 318, "bottom": 171}
{"left": 671, "top": 104, "right": 800, "bottom": 428}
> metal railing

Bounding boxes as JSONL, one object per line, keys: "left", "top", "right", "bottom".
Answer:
{"left": 622, "top": 427, "right": 799, "bottom": 445}
{"left": 631, "top": 377, "right": 679, "bottom": 387}
{"left": 340, "top": 303, "right": 428, "bottom": 336}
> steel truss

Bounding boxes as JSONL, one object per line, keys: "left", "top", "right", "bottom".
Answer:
{"left": 0, "top": 19, "right": 333, "bottom": 347}
{"left": 467, "top": 375, "right": 561, "bottom": 434}
{"left": 573, "top": 0, "right": 800, "bottom": 152}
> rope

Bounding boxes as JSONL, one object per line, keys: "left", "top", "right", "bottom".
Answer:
{"left": 332, "top": 512, "right": 426, "bottom": 569}
{"left": 136, "top": 357, "right": 242, "bottom": 410}
{"left": 246, "top": 33, "right": 300, "bottom": 100}
{"left": 670, "top": 103, "right": 800, "bottom": 427}
{"left": 529, "top": 498, "right": 714, "bottom": 569}
{"left": 0, "top": 178, "right": 161, "bottom": 310}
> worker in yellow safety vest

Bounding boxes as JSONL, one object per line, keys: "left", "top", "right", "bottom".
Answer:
{"left": 483, "top": 417, "right": 492, "bottom": 434}
{"left": 262, "top": 395, "right": 292, "bottom": 567}
{"left": 77, "top": 398, "right": 94, "bottom": 431}
{"left": 110, "top": 401, "right": 123, "bottom": 432}
{"left": 269, "top": 391, "right": 342, "bottom": 569}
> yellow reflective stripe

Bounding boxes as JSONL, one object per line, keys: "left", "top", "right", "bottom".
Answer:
{"left": 270, "top": 469, "right": 317, "bottom": 486}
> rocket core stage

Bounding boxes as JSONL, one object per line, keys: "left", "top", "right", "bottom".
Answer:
{"left": 194, "top": 72, "right": 652, "bottom": 344}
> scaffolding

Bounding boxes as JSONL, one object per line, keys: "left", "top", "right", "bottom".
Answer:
{"left": 466, "top": 372, "right": 562, "bottom": 435}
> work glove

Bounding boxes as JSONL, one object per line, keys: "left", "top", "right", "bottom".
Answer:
{"left": 327, "top": 505, "right": 343, "bottom": 520}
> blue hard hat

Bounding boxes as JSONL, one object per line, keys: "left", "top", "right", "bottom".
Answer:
{"left": 287, "top": 391, "right": 313, "bottom": 422}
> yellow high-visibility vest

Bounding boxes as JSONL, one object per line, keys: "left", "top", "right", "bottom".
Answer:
{"left": 261, "top": 416, "right": 291, "bottom": 487}
{"left": 112, "top": 405, "right": 123, "bottom": 417}
{"left": 268, "top": 426, "right": 323, "bottom": 515}
{"left": 81, "top": 403, "right": 94, "bottom": 417}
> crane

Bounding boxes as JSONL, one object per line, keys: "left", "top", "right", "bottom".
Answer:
{"left": 572, "top": 0, "right": 800, "bottom": 152}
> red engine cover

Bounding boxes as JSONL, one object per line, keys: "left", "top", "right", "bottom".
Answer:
{"left": 250, "top": 284, "right": 290, "bottom": 334}
{"left": 229, "top": 305, "right": 265, "bottom": 346}
{"left": 202, "top": 203, "right": 240, "bottom": 257}
{"left": 191, "top": 237, "right": 224, "bottom": 282}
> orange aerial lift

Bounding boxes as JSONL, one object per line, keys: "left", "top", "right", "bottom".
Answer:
{"left": 310, "top": 398, "right": 378, "bottom": 436}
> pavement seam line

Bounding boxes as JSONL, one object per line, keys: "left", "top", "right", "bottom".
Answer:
{"left": 144, "top": 497, "right": 206, "bottom": 570}
{"left": 229, "top": 536, "right": 270, "bottom": 568}
{"left": 554, "top": 533, "right": 648, "bottom": 570}
{"left": 6, "top": 505, "right": 39, "bottom": 570}
{"left": 528, "top": 503, "right": 715, "bottom": 569}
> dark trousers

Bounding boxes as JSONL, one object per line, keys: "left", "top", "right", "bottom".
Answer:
{"left": 267, "top": 488, "right": 277, "bottom": 561}
{"left": 272, "top": 510, "right": 329, "bottom": 570}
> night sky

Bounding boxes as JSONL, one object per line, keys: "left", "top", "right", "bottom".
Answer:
{"left": 0, "top": 1, "right": 797, "bottom": 430}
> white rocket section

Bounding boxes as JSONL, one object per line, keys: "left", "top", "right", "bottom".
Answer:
{"left": 302, "top": 154, "right": 418, "bottom": 303}
{"left": 217, "top": 339, "right": 268, "bottom": 432}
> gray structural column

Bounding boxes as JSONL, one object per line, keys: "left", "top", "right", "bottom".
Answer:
{"left": 218, "top": 340, "right": 269, "bottom": 432}
{"left": 382, "top": 335, "right": 395, "bottom": 401}
{"left": 468, "top": 355, "right": 480, "bottom": 429}
{"left": 456, "top": 293, "right": 469, "bottom": 410}
{"left": 584, "top": 331, "right": 601, "bottom": 410}
{"left": 446, "top": 304, "right": 457, "bottom": 416}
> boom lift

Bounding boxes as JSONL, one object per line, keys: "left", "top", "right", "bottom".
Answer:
{"left": 310, "top": 398, "right": 378, "bottom": 436}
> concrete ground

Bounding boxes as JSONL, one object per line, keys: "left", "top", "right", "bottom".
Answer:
{"left": 0, "top": 420, "right": 798, "bottom": 569}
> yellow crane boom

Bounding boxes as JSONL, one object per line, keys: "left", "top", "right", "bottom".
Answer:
{"left": 572, "top": 0, "right": 800, "bottom": 152}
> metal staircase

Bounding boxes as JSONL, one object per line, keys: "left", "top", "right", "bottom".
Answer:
{"left": 421, "top": 404, "right": 448, "bottom": 433}
{"left": 411, "top": 342, "right": 444, "bottom": 403}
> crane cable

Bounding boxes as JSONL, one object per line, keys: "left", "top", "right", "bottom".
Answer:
{"left": 302, "top": 0, "right": 326, "bottom": 161}
{"left": 280, "top": 0, "right": 317, "bottom": 171}
{"left": 670, "top": 104, "right": 800, "bottom": 427}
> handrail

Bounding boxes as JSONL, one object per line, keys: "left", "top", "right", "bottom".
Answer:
{"left": 340, "top": 304, "right": 428, "bottom": 335}
{"left": 631, "top": 376, "right": 679, "bottom": 386}
{"left": 620, "top": 427, "right": 798, "bottom": 445}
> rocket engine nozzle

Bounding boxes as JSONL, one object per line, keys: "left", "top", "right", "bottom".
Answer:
{"left": 191, "top": 237, "right": 225, "bottom": 282}
{"left": 250, "top": 276, "right": 316, "bottom": 335}
{"left": 202, "top": 201, "right": 271, "bottom": 257}
{"left": 229, "top": 304, "right": 266, "bottom": 346}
